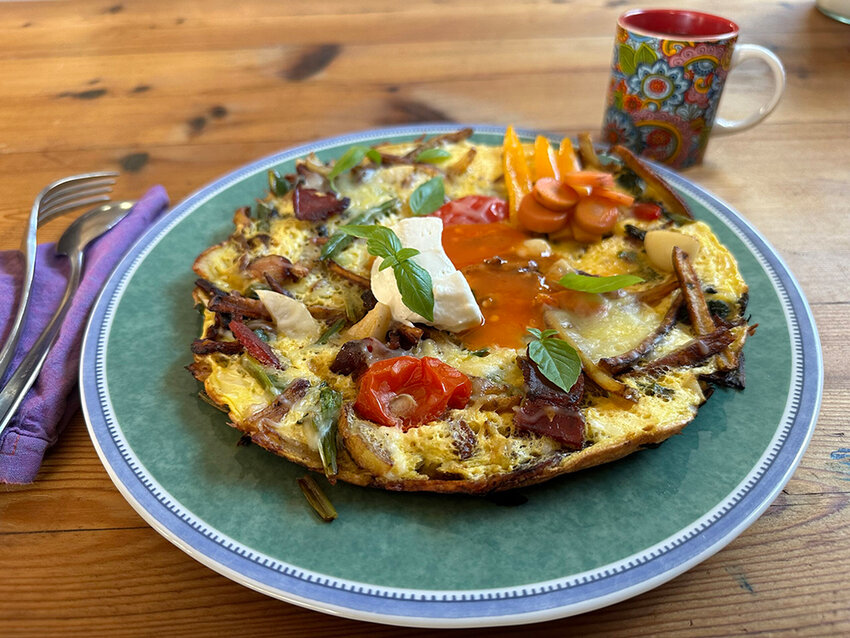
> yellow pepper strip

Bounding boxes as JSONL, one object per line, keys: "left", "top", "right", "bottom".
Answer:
{"left": 503, "top": 125, "right": 533, "bottom": 225}
{"left": 557, "top": 137, "right": 591, "bottom": 196}
{"left": 533, "top": 135, "right": 559, "bottom": 181}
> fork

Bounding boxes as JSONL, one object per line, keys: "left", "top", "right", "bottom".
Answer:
{"left": 0, "top": 172, "right": 117, "bottom": 384}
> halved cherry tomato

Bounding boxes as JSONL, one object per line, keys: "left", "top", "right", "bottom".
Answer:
{"left": 595, "top": 187, "right": 635, "bottom": 207}
{"left": 633, "top": 202, "right": 662, "bottom": 220}
{"left": 354, "top": 356, "right": 472, "bottom": 430}
{"left": 563, "top": 170, "right": 616, "bottom": 191}
{"left": 573, "top": 196, "right": 619, "bottom": 235}
{"left": 433, "top": 195, "right": 509, "bottom": 225}
{"left": 532, "top": 177, "right": 579, "bottom": 211}
{"left": 518, "top": 192, "right": 570, "bottom": 233}
{"left": 534, "top": 135, "right": 559, "bottom": 181}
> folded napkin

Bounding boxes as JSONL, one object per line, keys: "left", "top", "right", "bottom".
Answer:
{"left": 0, "top": 186, "right": 169, "bottom": 484}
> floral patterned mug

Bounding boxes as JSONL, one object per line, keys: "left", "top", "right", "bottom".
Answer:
{"left": 602, "top": 9, "right": 785, "bottom": 169}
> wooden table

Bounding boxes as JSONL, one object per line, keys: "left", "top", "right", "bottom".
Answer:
{"left": 1, "top": 1, "right": 848, "bottom": 635}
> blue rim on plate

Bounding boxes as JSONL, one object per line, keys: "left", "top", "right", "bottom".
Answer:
{"left": 81, "top": 125, "right": 822, "bottom": 628}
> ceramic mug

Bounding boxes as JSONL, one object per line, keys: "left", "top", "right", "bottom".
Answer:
{"left": 602, "top": 9, "right": 785, "bottom": 169}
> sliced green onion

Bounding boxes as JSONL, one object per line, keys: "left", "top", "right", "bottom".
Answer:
{"left": 297, "top": 475, "right": 338, "bottom": 522}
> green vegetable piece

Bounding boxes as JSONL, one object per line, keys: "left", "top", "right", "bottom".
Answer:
{"left": 327, "top": 145, "right": 381, "bottom": 191}
{"left": 319, "top": 198, "right": 399, "bottom": 260}
{"left": 267, "top": 169, "right": 291, "bottom": 197}
{"left": 336, "top": 224, "right": 435, "bottom": 321}
{"left": 255, "top": 200, "right": 274, "bottom": 232}
{"left": 415, "top": 148, "right": 452, "bottom": 163}
{"left": 242, "top": 356, "right": 287, "bottom": 395}
{"left": 558, "top": 272, "right": 644, "bottom": 293}
{"left": 296, "top": 475, "right": 338, "bottom": 522}
{"left": 409, "top": 176, "right": 445, "bottom": 216}
{"left": 527, "top": 328, "right": 582, "bottom": 393}
{"left": 469, "top": 348, "right": 489, "bottom": 357}
{"left": 312, "top": 386, "right": 343, "bottom": 477}
{"left": 315, "top": 318, "right": 346, "bottom": 345}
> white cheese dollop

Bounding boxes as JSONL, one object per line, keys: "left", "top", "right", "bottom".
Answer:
{"left": 370, "top": 217, "right": 483, "bottom": 333}
{"left": 255, "top": 289, "right": 321, "bottom": 340}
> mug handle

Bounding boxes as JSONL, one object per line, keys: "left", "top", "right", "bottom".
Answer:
{"left": 713, "top": 44, "right": 786, "bottom": 135}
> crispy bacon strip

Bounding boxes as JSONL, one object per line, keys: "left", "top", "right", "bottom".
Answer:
{"left": 191, "top": 339, "right": 244, "bottom": 355}
{"left": 598, "top": 293, "right": 683, "bottom": 374}
{"left": 515, "top": 357, "right": 585, "bottom": 449}
{"left": 229, "top": 319, "right": 283, "bottom": 369}
{"left": 293, "top": 186, "right": 350, "bottom": 221}
{"left": 195, "top": 278, "right": 227, "bottom": 299}
{"left": 446, "top": 148, "right": 476, "bottom": 178}
{"left": 635, "top": 276, "right": 678, "bottom": 306}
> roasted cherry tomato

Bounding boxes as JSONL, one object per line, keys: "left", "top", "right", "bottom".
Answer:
{"left": 633, "top": 202, "right": 662, "bottom": 221}
{"left": 433, "top": 195, "right": 509, "bottom": 225}
{"left": 354, "top": 356, "right": 472, "bottom": 430}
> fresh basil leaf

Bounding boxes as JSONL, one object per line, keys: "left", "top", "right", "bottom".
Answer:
{"left": 336, "top": 223, "right": 434, "bottom": 320}
{"left": 415, "top": 148, "right": 452, "bottom": 163}
{"left": 328, "top": 145, "right": 379, "bottom": 189}
{"left": 394, "top": 259, "right": 435, "bottom": 322}
{"left": 337, "top": 224, "right": 401, "bottom": 260}
{"left": 527, "top": 331, "right": 582, "bottom": 393}
{"left": 558, "top": 272, "right": 644, "bottom": 293}
{"left": 409, "top": 177, "right": 445, "bottom": 216}
{"left": 313, "top": 385, "right": 342, "bottom": 477}
{"left": 320, "top": 199, "right": 399, "bottom": 260}
{"left": 527, "top": 328, "right": 556, "bottom": 340}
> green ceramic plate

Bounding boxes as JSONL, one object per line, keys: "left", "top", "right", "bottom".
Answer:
{"left": 82, "top": 125, "right": 821, "bottom": 627}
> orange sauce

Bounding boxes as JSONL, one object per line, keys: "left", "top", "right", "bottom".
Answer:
{"left": 441, "top": 223, "right": 575, "bottom": 349}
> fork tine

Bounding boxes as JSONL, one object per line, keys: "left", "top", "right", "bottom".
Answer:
{"left": 40, "top": 178, "right": 116, "bottom": 210}
{"left": 35, "top": 171, "right": 118, "bottom": 210}
{"left": 39, "top": 185, "right": 115, "bottom": 221}
{"left": 40, "top": 195, "right": 112, "bottom": 220}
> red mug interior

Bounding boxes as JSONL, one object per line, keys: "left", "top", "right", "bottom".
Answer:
{"left": 620, "top": 9, "right": 739, "bottom": 40}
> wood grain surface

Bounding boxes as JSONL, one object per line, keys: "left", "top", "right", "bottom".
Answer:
{"left": 1, "top": 1, "right": 848, "bottom": 635}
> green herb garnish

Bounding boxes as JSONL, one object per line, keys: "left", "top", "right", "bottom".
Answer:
{"left": 327, "top": 145, "right": 382, "bottom": 191}
{"left": 320, "top": 198, "right": 399, "bottom": 260}
{"left": 312, "top": 385, "right": 342, "bottom": 477}
{"left": 558, "top": 272, "right": 644, "bottom": 293}
{"left": 662, "top": 207, "right": 694, "bottom": 226}
{"left": 337, "top": 224, "right": 435, "bottom": 321}
{"left": 409, "top": 176, "right": 445, "bottom": 216}
{"left": 315, "top": 318, "right": 345, "bottom": 345}
{"left": 469, "top": 348, "right": 489, "bottom": 357}
{"left": 526, "top": 328, "right": 582, "bottom": 393}
{"left": 415, "top": 148, "right": 452, "bottom": 163}
{"left": 268, "top": 169, "right": 291, "bottom": 196}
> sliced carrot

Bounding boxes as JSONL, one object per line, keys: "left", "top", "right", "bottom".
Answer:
{"left": 563, "top": 171, "right": 616, "bottom": 191}
{"left": 573, "top": 196, "right": 619, "bottom": 235}
{"left": 532, "top": 177, "right": 579, "bottom": 211}
{"left": 518, "top": 193, "right": 569, "bottom": 234}
{"left": 503, "top": 126, "right": 533, "bottom": 225}
{"left": 557, "top": 137, "right": 582, "bottom": 174}
{"left": 533, "top": 135, "right": 559, "bottom": 181}
{"left": 594, "top": 187, "right": 635, "bottom": 207}
{"left": 570, "top": 218, "right": 603, "bottom": 243}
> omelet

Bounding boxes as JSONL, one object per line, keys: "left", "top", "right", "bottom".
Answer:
{"left": 188, "top": 128, "right": 753, "bottom": 494}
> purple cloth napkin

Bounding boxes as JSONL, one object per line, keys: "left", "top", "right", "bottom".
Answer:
{"left": 0, "top": 185, "right": 169, "bottom": 484}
